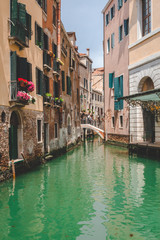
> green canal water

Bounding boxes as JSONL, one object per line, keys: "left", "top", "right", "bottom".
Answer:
{"left": 0, "top": 140, "right": 160, "bottom": 240}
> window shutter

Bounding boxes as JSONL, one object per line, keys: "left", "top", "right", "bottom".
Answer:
{"left": 41, "top": 28, "right": 44, "bottom": 50}
{"left": 36, "top": 68, "right": 39, "bottom": 94}
{"left": 113, "top": 5, "right": 115, "bottom": 17}
{"left": 69, "top": 77, "right": 72, "bottom": 96}
{"left": 35, "top": 22, "right": 37, "bottom": 44}
{"left": 17, "top": 56, "right": 27, "bottom": 80}
{"left": 54, "top": 81, "right": 59, "bottom": 98}
{"left": 114, "top": 77, "right": 119, "bottom": 110}
{"left": 18, "top": 3, "right": 26, "bottom": 43}
{"left": 10, "top": 51, "right": 17, "bottom": 100}
{"left": 44, "top": 75, "right": 49, "bottom": 94}
{"left": 11, "top": 0, "right": 18, "bottom": 37}
{"left": 40, "top": 70, "right": 43, "bottom": 96}
{"left": 109, "top": 73, "right": 114, "bottom": 88}
{"left": 62, "top": 71, "right": 65, "bottom": 91}
{"left": 119, "top": 75, "right": 123, "bottom": 109}
{"left": 26, "top": 13, "right": 32, "bottom": 40}
{"left": 27, "top": 62, "right": 32, "bottom": 82}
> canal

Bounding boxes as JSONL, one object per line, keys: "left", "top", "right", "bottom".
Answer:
{"left": 0, "top": 139, "right": 160, "bottom": 240}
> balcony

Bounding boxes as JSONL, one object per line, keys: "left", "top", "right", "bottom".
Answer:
{"left": 43, "top": 51, "right": 51, "bottom": 71}
{"left": 10, "top": 79, "right": 36, "bottom": 107}
{"left": 8, "top": 19, "right": 29, "bottom": 49}
{"left": 53, "top": 59, "right": 60, "bottom": 75}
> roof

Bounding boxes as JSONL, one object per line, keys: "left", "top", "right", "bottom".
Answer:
{"left": 102, "top": 0, "right": 113, "bottom": 14}
{"left": 67, "top": 32, "right": 77, "bottom": 41}
{"left": 92, "top": 67, "right": 104, "bottom": 75}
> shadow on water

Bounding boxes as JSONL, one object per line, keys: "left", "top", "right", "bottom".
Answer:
{"left": 0, "top": 138, "right": 160, "bottom": 240}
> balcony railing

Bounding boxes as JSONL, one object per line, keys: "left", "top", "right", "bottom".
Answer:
{"left": 9, "top": 19, "right": 29, "bottom": 48}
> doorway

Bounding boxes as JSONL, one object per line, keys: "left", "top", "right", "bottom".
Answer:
{"left": 9, "top": 112, "right": 19, "bottom": 160}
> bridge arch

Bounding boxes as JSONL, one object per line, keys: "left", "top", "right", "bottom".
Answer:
{"left": 81, "top": 124, "right": 104, "bottom": 140}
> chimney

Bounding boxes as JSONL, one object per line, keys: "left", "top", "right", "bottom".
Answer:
{"left": 86, "top": 48, "right": 90, "bottom": 57}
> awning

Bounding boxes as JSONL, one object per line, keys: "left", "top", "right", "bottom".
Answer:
{"left": 118, "top": 88, "right": 160, "bottom": 113}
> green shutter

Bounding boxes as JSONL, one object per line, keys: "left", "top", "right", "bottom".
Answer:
{"left": 11, "top": 0, "right": 18, "bottom": 36}
{"left": 18, "top": 57, "right": 27, "bottom": 80}
{"left": 40, "top": 70, "right": 43, "bottom": 95}
{"left": 18, "top": 3, "right": 26, "bottom": 43}
{"left": 114, "top": 77, "right": 119, "bottom": 110}
{"left": 26, "top": 13, "right": 32, "bottom": 40}
{"left": 35, "top": 22, "right": 37, "bottom": 45}
{"left": 119, "top": 75, "right": 123, "bottom": 110}
{"left": 10, "top": 51, "right": 17, "bottom": 100}
{"left": 41, "top": 27, "right": 44, "bottom": 50}
{"left": 69, "top": 77, "right": 71, "bottom": 96}
{"left": 11, "top": 51, "right": 17, "bottom": 82}
{"left": 62, "top": 71, "right": 65, "bottom": 91}
{"left": 109, "top": 73, "right": 114, "bottom": 88}
{"left": 27, "top": 62, "right": 32, "bottom": 82}
{"left": 36, "top": 68, "right": 39, "bottom": 94}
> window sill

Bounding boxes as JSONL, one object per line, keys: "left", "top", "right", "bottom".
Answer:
{"left": 128, "top": 28, "right": 160, "bottom": 49}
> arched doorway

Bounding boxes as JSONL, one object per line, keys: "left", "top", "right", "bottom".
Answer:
{"left": 9, "top": 111, "right": 22, "bottom": 160}
{"left": 140, "top": 77, "right": 155, "bottom": 143}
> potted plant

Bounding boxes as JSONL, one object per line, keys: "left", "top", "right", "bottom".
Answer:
{"left": 45, "top": 93, "right": 52, "bottom": 99}
{"left": 17, "top": 91, "right": 30, "bottom": 104}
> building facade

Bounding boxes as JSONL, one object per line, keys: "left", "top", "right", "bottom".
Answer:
{"left": 60, "top": 28, "right": 81, "bottom": 147}
{"left": 102, "top": 0, "right": 129, "bottom": 144}
{"left": 128, "top": 0, "right": 160, "bottom": 144}
{"left": 79, "top": 49, "right": 93, "bottom": 115}
{"left": 91, "top": 68, "right": 104, "bottom": 129}
{"left": 0, "top": 0, "right": 44, "bottom": 177}
{"left": 0, "top": 0, "right": 81, "bottom": 180}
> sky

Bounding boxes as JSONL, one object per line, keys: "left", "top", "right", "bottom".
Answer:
{"left": 61, "top": 0, "right": 108, "bottom": 69}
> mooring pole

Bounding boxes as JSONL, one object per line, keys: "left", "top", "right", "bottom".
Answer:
{"left": 83, "top": 128, "right": 86, "bottom": 141}
{"left": 11, "top": 160, "right": 15, "bottom": 180}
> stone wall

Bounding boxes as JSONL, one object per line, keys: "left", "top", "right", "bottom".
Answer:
{"left": 108, "top": 133, "right": 129, "bottom": 144}
{"left": 129, "top": 57, "right": 160, "bottom": 143}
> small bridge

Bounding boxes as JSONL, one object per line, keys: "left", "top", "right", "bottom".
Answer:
{"left": 81, "top": 123, "right": 105, "bottom": 140}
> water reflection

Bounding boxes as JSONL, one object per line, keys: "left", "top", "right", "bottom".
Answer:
{"left": 0, "top": 139, "right": 160, "bottom": 239}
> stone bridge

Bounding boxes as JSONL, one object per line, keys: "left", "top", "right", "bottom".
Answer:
{"left": 81, "top": 124, "right": 105, "bottom": 140}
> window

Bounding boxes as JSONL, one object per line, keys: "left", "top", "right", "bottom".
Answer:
{"left": 35, "top": 22, "right": 43, "bottom": 49}
{"left": 43, "top": 32, "right": 48, "bottom": 51}
{"left": 106, "top": 12, "right": 109, "bottom": 25}
{"left": 107, "top": 38, "right": 110, "bottom": 53}
{"left": 54, "top": 81, "right": 59, "bottom": 98}
{"left": 92, "top": 93, "right": 94, "bottom": 100}
{"left": 37, "top": 119, "right": 42, "bottom": 142}
{"left": 112, "top": 116, "right": 115, "bottom": 128}
{"left": 124, "top": 0, "right": 127, "bottom": 2}
{"left": 124, "top": 18, "right": 129, "bottom": 36}
{"left": 110, "top": 5, "right": 115, "bottom": 20}
{"left": 142, "top": 0, "right": 151, "bottom": 36}
{"left": 52, "top": 42, "right": 57, "bottom": 58}
{"left": 36, "top": 68, "right": 43, "bottom": 95}
{"left": 10, "top": 0, "right": 32, "bottom": 44}
{"left": 54, "top": 123, "right": 58, "bottom": 138}
{"left": 119, "top": 25, "right": 123, "bottom": 42}
{"left": 62, "top": 71, "right": 65, "bottom": 91}
{"left": 10, "top": 51, "right": 32, "bottom": 100}
{"left": 67, "top": 76, "right": 71, "bottom": 95}
{"left": 42, "top": 0, "right": 47, "bottom": 14}
{"left": 44, "top": 75, "right": 49, "bottom": 94}
{"left": 84, "top": 78, "right": 85, "bottom": 88}
{"left": 53, "top": 6, "right": 56, "bottom": 26}
{"left": 114, "top": 75, "right": 123, "bottom": 110}
{"left": 119, "top": 115, "right": 123, "bottom": 128}
{"left": 118, "top": 0, "right": 123, "bottom": 10}
{"left": 111, "top": 33, "right": 115, "bottom": 48}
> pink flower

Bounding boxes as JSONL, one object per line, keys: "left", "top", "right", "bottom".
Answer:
{"left": 17, "top": 91, "right": 30, "bottom": 101}
{"left": 27, "top": 81, "right": 35, "bottom": 92}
